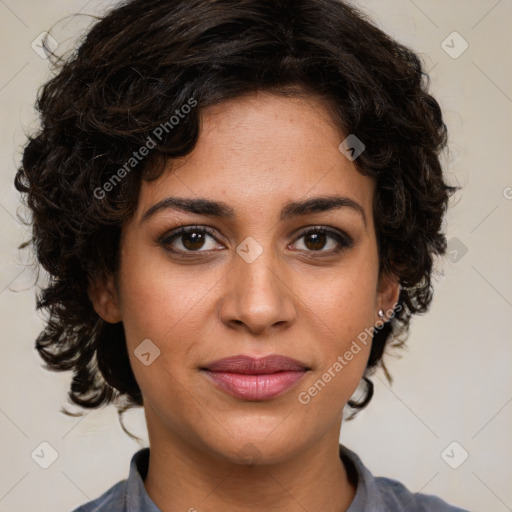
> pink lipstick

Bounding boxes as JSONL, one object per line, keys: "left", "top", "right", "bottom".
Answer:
{"left": 201, "top": 354, "right": 309, "bottom": 401}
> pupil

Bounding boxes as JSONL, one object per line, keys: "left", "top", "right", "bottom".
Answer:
{"left": 306, "top": 233, "right": 325, "bottom": 250}
{"left": 183, "top": 231, "right": 204, "bottom": 250}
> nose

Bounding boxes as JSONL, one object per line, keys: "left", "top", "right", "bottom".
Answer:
{"left": 218, "top": 244, "right": 296, "bottom": 336}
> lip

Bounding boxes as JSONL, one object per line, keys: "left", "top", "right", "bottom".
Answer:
{"left": 201, "top": 354, "right": 310, "bottom": 401}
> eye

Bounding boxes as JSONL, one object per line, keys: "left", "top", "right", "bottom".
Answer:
{"left": 291, "top": 226, "right": 353, "bottom": 253}
{"left": 158, "top": 225, "right": 223, "bottom": 254}
{"left": 158, "top": 224, "right": 353, "bottom": 256}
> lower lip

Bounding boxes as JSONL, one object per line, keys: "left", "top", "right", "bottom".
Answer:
{"left": 202, "top": 370, "right": 307, "bottom": 400}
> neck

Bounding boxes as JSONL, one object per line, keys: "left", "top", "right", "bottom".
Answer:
{"left": 143, "top": 411, "right": 356, "bottom": 512}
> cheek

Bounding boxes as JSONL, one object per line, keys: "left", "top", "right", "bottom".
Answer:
{"left": 304, "top": 252, "right": 379, "bottom": 342}
{"left": 118, "top": 240, "right": 212, "bottom": 341}
{"left": 296, "top": 255, "right": 378, "bottom": 402}
{"left": 116, "top": 245, "right": 213, "bottom": 394}
{"left": 296, "top": 285, "right": 374, "bottom": 413}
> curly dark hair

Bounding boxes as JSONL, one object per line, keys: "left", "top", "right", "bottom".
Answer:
{"left": 14, "top": 0, "right": 458, "bottom": 435}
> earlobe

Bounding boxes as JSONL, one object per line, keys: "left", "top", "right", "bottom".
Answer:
{"left": 376, "top": 271, "right": 401, "bottom": 321}
{"left": 87, "top": 276, "right": 122, "bottom": 323}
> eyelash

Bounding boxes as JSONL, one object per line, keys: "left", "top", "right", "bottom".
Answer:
{"left": 157, "top": 224, "right": 354, "bottom": 257}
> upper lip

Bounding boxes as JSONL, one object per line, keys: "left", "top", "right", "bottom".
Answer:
{"left": 202, "top": 354, "right": 310, "bottom": 374}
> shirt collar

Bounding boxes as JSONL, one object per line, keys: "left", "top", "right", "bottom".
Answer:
{"left": 125, "top": 447, "right": 160, "bottom": 511}
{"left": 126, "top": 444, "right": 377, "bottom": 511}
{"left": 339, "top": 444, "right": 385, "bottom": 511}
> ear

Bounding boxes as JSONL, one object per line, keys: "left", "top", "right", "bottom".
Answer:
{"left": 375, "top": 270, "right": 401, "bottom": 323}
{"left": 87, "top": 274, "right": 122, "bottom": 323}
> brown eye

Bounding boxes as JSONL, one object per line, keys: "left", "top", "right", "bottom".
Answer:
{"left": 293, "top": 227, "right": 353, "bottom": 253}
{"left": 180, "top": 230, "right": 207, "bottom": 250}
{"left": 303, "top": 232, "right": 328, "bottom": 251}
{"left": 159, "top": 226, "right": 222, "bottom": 254}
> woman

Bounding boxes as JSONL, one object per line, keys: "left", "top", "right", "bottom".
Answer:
{"left": 15, "top": 0, "right": 469, "bottom": 510}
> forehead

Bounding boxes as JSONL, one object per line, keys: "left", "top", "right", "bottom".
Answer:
{"left": 134, "top": 92, "right": 375, "bottom": 224}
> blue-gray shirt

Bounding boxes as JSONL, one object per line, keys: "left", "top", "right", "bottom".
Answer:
{"left": 71, "top": 445, "right": 471, "bottom": 511}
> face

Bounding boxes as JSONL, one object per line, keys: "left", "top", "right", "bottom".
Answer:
{"left": 92, "top": 91, "right": 399, "bottom": 464}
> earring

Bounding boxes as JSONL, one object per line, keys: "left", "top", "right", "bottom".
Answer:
{"left": 378, "top": 309, "right": 385, "bottom": 319}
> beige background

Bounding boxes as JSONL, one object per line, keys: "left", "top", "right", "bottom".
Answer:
{"left": 1, "top": 1, "right": 511, "bottom": 511}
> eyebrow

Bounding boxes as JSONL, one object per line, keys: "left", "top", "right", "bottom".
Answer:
{"left": 141, "top": 194, "right": 367, "bottom": 226}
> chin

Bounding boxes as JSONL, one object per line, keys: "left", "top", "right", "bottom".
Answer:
{"left": 201, "top": 427, "right": 307, "bottom": 467}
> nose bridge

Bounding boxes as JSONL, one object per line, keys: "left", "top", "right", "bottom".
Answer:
{"left": 237, "top": 238, "right": 279, "bottom": 291}
{"left": 219, "top": 235, "right": 295, "bottom": 333}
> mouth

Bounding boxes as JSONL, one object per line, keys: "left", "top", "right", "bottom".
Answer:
{"left": 200, "top": 354, "right": 311, "bottom": 401}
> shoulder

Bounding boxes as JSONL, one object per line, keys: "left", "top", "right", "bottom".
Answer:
{"left": 69, "top": 479, "right": 127, "bottom": 512}
{"left": 339, "top": 444, "right": 471, "bottom": 512}
{"left": 375, "top": 476, "right": 471, "bottom": 511}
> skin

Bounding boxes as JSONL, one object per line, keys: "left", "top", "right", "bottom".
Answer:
{"left": 89, "top": 91, "right": 400, "bottom": 512}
